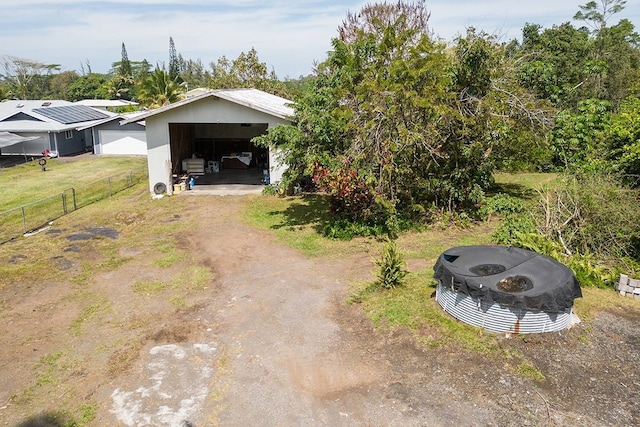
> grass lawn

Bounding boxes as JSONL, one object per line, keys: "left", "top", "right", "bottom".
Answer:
{"left": 0, "top": 155, "right": 148, "bottom": 244}
{"left": 0, "top": 155, "right": 147, "bottom": 212}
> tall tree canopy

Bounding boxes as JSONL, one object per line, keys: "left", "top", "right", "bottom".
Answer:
{"left": 574, "top": 0, "right": 627, "bottom": 31}
{"left": 258, "top": 0, "right": 548, "bottom": 231}
{"left": 168, "top": 36, "right": 182, "bottom": 82}
{"left": 208, "top": 48, "right": 289, "bottom": 97}
{"left": 1, "top": 56, "right": 61, "bottom": 99}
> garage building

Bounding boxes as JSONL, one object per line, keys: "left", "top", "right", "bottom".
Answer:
{"left": 122, "top": 88, "right": 294, "bottom": 195}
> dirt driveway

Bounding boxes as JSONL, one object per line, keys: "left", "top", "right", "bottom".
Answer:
{"left": 1, "top": 194, "right": 639, "bottom": 426}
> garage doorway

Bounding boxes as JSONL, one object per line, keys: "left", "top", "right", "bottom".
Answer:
{"left": 169, "top": 122, "right": 269, "bottom": 187}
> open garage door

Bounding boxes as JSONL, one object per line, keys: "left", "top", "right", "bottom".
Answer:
{"left": 100, "top": 130, "right": 147, "bottom": 155}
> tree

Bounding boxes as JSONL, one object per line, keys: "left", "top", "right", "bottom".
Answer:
{"left": 103, "top": 43, "right": 136, "bottom": 100}
{"left": 261, "top": 1, "right": 500, "bottom": 230}
{"left": 574, "top": 0, "right": 627, "bottom": 32}
{"left": 66, "top": 73, "right": 109, "bottom": 101}
{"left": 119, "top": 42, "right": 132, "bottom": 78}
{"left": 177, "top": 57, "right": 210, "bottom": 91}
{"left": 455, "top": 28, "right": 555, "bottom": 172}
{"left": 592, "top": 19, "right": 640, "bottom": 109}
{"left": 570, "top": 0, "right": 640, "bottom": 108}
{"left": 606, "top": 96, "right": 640, "bottom": 185}
{"left": 0, "top": 83, "right": 8, "bottom": 101}
{"left": 49, "top": 70, "right": 79, "bottom": 99}
{"left": 208, "top": 48, "right": 289, "bottom": 97}
{"left": 516, "top": 22, "right": 592, "bottom": 109}
{"left": 326, "top": 1, "right": 456, "bottom": 214}
{"left": 104, "top": 74, "right": 135, "bottom": 100}
{"left": 137, "top": 68, "right": 185, "bottom": 108}
{"left": 260, "top": 1, "right": 556, "bottom": 231}
{"left": 1, "top": 56, "right": 60, "bottom": 99}
{"left": 168, "top": 36, "right": 182, "bottom": 82}
{"left": 551, "top": 98, "right": 612, "bottom": 170}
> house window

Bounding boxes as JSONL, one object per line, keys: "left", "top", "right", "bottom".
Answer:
{"left": 65, "top": 130, "right": 73, "bottom": 139}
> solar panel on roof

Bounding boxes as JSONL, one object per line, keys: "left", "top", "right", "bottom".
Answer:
{"left": 32, "top": 105, "right": 109, "bottom": 124}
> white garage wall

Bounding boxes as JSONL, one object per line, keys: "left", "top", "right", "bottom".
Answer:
{"left": 100, "top": 130, "right": 147, "bottom": 155}
{"left": 145, "top": 96, "right": 290, "bottom": 195}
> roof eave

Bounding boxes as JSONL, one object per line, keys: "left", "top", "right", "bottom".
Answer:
{"left": 120, "top": 89, "right": 294, "bottom": 124}
{"left": 120, "top": 91, "right": 217, "bottom": 124}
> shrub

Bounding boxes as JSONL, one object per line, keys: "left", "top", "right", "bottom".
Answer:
{"left": 491, "top": 173, "right": 640, "bottom": 288}
{"left": 312, "top": 162, "right": 378, "bottom": 222}
{"left": 480, "top": 193, "right": 525, "bottom": 217}
{"left": 486, "top": 193, "right": 536, "bottom": 246}
{"left": 373, "top": 239, "right": 409, "bottom": 290}
{"left": 322, "top": 219, "right": 387, "bottom": 240}
{"left": 532, "top": 173, "right": 640, "bottom": 260}
{"left": 492, "top": 214, "right": 537, "bottom": 246}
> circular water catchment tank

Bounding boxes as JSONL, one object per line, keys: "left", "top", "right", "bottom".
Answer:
{"left": 433, "top": 245, "right": 582, "bottom": 334}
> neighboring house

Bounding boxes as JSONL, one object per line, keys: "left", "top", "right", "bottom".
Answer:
{"left": 121, "top": 88, "right": 294, "bottom": 195}
{"left": 0, "top": 100, "right": 114, "bottom": 156}
{"left": 0, "top": 100, "right": 147, "bottom": 157}
{"left": 77, "top": 112, "right": 147, "bottom": 155}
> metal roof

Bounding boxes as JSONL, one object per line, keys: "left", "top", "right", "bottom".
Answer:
{"left": 76, "top": 111, "right": 147, "bottom": 130}
{"left": 74, "top": 99, "right": 139, "bottom": 108}
{"left": 121, "top": 88, "right": 294, "bottom": 124}
{"left": 0, "top": 100, "right": 73, "bottom": 121}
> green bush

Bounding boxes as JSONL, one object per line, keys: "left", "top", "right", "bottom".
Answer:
{"left": 492, "top": 214, "right": 537, "bottom": 246}
{"left": 480, "top": 193, "right": 525, "bottom": 217}
{"left": 261, "top": 184, "right": 279, "bottom": 196}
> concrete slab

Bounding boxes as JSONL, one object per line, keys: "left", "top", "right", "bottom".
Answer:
{"left": 181, "top": 168, "right": 266, "bottom": 195}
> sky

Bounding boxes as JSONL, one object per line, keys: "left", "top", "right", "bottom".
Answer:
{"left": 2, "top": 0, "right": 639, "bottom": 79}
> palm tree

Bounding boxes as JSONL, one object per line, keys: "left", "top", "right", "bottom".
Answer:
{"left": 137, "top": 69, "right": 185, "bottom": 108}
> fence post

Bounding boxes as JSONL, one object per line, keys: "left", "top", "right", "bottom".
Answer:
{"left": 72, "top": 188, "right": 77, "bottom": 211}
{"left": 21, "top": 206, "right": 26, "bottom": 233}
{"left": 62, "top": 192, "right": 67, "bottom": 215}
{"left": 108, "top": 177, "right": 112, "bottom": 197}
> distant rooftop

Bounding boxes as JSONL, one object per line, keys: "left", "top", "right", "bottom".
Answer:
{"left": 0, "top": 100, "right": 117, "bottom": 132}
{"left": 75, "top": 99, "right": 139, "bottom": 110}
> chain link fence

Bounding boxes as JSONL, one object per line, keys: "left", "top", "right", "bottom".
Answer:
{"left": 1, "top": 166, "right": 148, "bottom": 244}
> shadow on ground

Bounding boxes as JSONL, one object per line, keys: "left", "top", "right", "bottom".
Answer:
{"left": 267, "top": 194, "right": 330, "bottom": 234}
{"left": 15, "top": 413, "right": 72, "bottom": 427}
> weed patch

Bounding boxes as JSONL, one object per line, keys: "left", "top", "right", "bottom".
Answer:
{"left": 515, "top": 362, "right": 545, "bottom": 381}
{"left": 107, "top": 340, "right": 142, "bottom": 376}
{"left": 70, "top": 301, "right": 110, "bottom": 336}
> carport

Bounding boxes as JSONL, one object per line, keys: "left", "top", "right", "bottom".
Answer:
{"left": 0, "top": 132, "right": 39, "bottom": 165}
